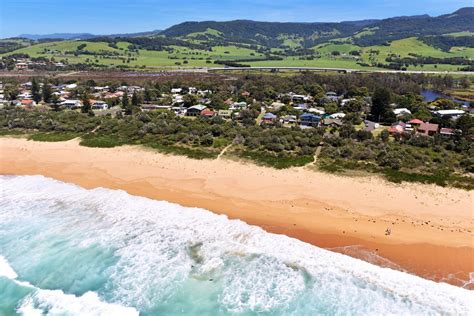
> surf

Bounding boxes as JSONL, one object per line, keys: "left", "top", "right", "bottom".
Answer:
{"left": 0, "top": 175, "right": 472, "bottom": 315}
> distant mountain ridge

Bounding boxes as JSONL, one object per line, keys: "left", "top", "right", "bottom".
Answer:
{"left": 17, "top": 33, "right": 97, "bottom": 40}
{"left": 17, "top": 30, "right": 162, "bottom": 41}
{"left": 160, "top": 7, "right": 474, "bottom": 47}
{"left": 11, "top": 7, "right": 474, "bottom": 49}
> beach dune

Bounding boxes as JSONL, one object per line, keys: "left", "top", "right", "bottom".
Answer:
{"left": 1, "top": 137, "right": 473, "bottom": 287}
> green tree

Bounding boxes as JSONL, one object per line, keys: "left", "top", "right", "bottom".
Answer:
{"left": 413, "top": 107, "right": 432, "bottom": 122}
{"left": 306, "top": 84, "right": 325, "bottom": 99}
{"left": 81, "top": 91, "right": 91, "bottom": 114}
{"left": 122, "top": 91, "right": 131, "bottom": 115}
{"left": 379, "top": 129, "right": 390, "bottom": 142}
{"left": 324, "top": 102, "right": 338, "bottom": 114}
{"left": 50, "top": 94, "right": 61, "bottom": 111}
{"left": 131, "top": 91, "right": 140, "bottom": 107}
{"left": 183, "top": 94, "right": 198, "bottom": 107}
{"left": 345, "top": 98, "right": 365, "bottom": 113}
{"left": 455, "top": 115, "right": 474, "bottom": 135}
{"left": 31, "top": 78, "right": 41, "bottom": 103}
{"left": 210, "top": 94, "right": 225, "bottom": 110}
{"left": 42, "top": 80, "right": 53, "bottom": 103}
{"left": 371, "top": 87, "right": 391, "bottom": 122}
{"left": 144, "top": 88, "right": 152, "bottom": 103}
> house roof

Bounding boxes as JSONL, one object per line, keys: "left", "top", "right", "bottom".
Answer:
{"left": 263, "top": 113, "right": 277, "bottom": 119}
{"left": 393, "top": 108, "right": 411, "bottom": 115}
{"left": 409, "top": 118, "right": 423, "bottom": 124}
{"left": 418, "top": 122, "right": 439, "bottom": 132}
{"left": 187, "top": 105, "right": 207, "bottom": 111}
{"left": 201, "top": 108, "right": 215, "bottom": 116}
{"left": 21, "top": 99, "right": 34, "bottom": 105}
{"left": 300, "top": 113, "right": 321, "bottom": 121}
{"left": 440, "top": 128, "right": 454, "bottom": 135}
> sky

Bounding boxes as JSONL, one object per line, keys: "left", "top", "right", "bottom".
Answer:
{"left": 0, "top": 0, "right": 472, "bottom": 38}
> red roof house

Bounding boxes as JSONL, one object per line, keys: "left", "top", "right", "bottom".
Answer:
{"left": 417, "top": 122, "right": 439, "bottom": 136}
{"left": 201, "top": 108, "right": 216, "bottom": 117}
{"left": 409, "top": 118, "right": 423, "bottom": 125}
{"left": 20, "top": 99, "right": 36, "bottom": 107}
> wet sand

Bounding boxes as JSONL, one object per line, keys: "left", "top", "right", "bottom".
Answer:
{"left": 1, "top": 137, "right": 473, "bottom": 287}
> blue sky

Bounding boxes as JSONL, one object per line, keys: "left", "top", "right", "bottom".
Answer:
{"left": 0, "top": 0, "right": 472, "bottom": 38}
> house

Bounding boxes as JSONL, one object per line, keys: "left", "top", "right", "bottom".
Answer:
{"left": 15, "top": 63, "right": 28, "bottom": 70}
{"left": 440, "top": 128, "right": 455, "bottom": 137}
{"left": 230, "top": 102, "right": 247, "bottom": 111}
{"left": 18, "top": 93, "right": 32, "bottom": 100}
{"left": 300, "top": 113, "right": 321, "bottom": 127}
{"left": 280, "top": 115, "right": 297, "bottom": 125}
{"left": 417, "top": 122, "right": 439, "bottom": 136}
{"left": 218, "top": 110, "right": 232, "bottom": 119}
{"left": 171, "top": 88, "right": 183, "bottom": 94}
{"left": 308, "top": 108, "right": 325, "bottom": 115}
{"left": 270, "top": 102, "right": 285, "bottom": 110}
{"left": 293, "top": 104, "right": 307, "bottom": 111}
{"left": 321, "top": 92, "right": 339, "bottom": 103}
{"left": 201, "top": 108, "right": 216, "bottom": 118}
{"left": 433, "top": 109, "right": 465, "bottom": 119}
{"left": 330, "top": 112, "right": 346, "bottom": 119}
{"left": 404, "top": 123, "right": 414, "bottom": 133}
{"left": 393, "top": 108, "right": 411, "bottom": 117}
{"left": 389, "top": 121, "right": 406, "bottom": 135}
{"left": 323, "top": 118, "right": 343, "bottom": 127}
{"left": 197, "top": 89, "right": 212, "bottom": 96}
{"left": 61, "top": 100, "right": 82, "bottom": 109}
{"left": 91, "top": 100, "right": 108, "bottom": 110}
{"left": 186, "top": 104, "right": 207, "bottom": 116}
{"left": 290, "top": 94, "right": 311, "bottom": 103}
{"left": 19, "top": 99, "right": 36, "bottom": 107}
{"left": 241, "top": 91, "right": 251, "bottom": 97}
{"left": 408, "top": 118, "right": 423, "bottom": 126}
{"left": 262, "top": 112, "right": 277, "bottom": 124}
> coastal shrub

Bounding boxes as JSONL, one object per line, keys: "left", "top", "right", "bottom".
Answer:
{"left": 29, "top": 132, "right": 80, "bottom": 142}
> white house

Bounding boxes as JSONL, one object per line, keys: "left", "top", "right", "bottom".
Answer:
{"left": 92, "top": 100, "right": 108, "bottom": 110}
{"left": 230, "top": 102, "right": 247, "bottom": 111}
{"left": 171, "top": 88, "right": 183, "bottom": 94}
{"left": 61, "top": 100, "right": 82, "bottom": 109}
{"left": 65, "top": 84, "right": 78, "bottom": 90}
{"left": 330, "top": 112, "right": 346, "bottom": 119}
{"left": 434, "top": 109, "right": 465, "bottom": 118}
{"left": 308, "top": 108, "right": 325, "bottom": 115}
{"left": 393, "top": 108, "right": 412, "bottom": 116}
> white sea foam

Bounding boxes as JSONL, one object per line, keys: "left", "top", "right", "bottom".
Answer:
{"left": 17, "top": 291, "right": 139, "bottom": 316}
{"left": 0, "top": 255, "right": 18, "bottom": 279}
{"left": 0, "top": 252, "right": 138, "bottom": 315}
{"left": 1, "top": 175, "right": 473, "bottom": 315}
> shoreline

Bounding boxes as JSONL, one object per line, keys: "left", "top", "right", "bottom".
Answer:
{"left": 1, "top": 137, "right": 473, "bottom": 287}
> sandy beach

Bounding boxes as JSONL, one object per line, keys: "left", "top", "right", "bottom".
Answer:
{"left": 1, "top": 137, "right": 473, "bottom": 287}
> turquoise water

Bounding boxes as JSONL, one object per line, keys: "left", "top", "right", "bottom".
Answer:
{"left": 0, "top": 175, "right": 473, "bottom": 315}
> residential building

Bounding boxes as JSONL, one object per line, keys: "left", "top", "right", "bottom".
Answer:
{"left": 262, "top": 113, "right": 277, "bottom": 124}
{"left": 217, "top": 110, "right": 232, "bottom": 119}
{"left": 61, "top": 100, "right": 83, "bottom": 109}
{"left": 417, "top": 122, "right": 439, "bottom": 136}
{"left": 186, "top": 105, "right": 207, "bottom": 116}
{"left": 299, "top": 113, "right": 321, "bottom": 127}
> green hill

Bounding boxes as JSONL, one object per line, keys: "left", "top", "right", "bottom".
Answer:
{"left": 1, "top": 7, "right": 473, "bottom": 72}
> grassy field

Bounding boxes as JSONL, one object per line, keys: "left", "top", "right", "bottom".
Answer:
{"left": 2, "top": 36, "right": 473, "bottom": 71}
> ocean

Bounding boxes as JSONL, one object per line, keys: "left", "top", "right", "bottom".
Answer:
{"left": 0, "top": 175, "right": 472, "bottom": 315}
